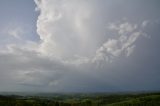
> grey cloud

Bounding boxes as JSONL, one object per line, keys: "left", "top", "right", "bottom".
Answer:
{"left": 0, "top": 0, "right": 160, "bottom": 92}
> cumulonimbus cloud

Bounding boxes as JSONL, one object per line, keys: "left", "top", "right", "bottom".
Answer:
{"left": 34, "top": 0, "right": 146, "bottom": 65}
{"left": 1, "top": 0, "right": 158, "bottom": 92}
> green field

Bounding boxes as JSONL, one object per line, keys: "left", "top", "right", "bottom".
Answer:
{"left": 0, "top": 92, "right": 160, "bottom": 106}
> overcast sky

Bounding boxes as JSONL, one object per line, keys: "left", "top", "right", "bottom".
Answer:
{"left": 0, "top": 0, "right": 160, "bottom": 92}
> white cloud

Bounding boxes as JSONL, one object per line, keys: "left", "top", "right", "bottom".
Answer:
{"left": 34, "top": 0, "right": 146, "bottom": 65}
{"left": 34, "top": 0, "right": 102, "bottom": 58}
{"left": 7, "top": 27, "right": 24, "bottom": 39}
{"left": 93, "top": 22, "right": 144, "bottom": 63}
{"left": 0, "top": 0, "right": 155, "bottom": 92}
{"left": 0, "top": 23, "right": 35, "bottom": 47}
{"left": 108, "top": 22, "right": 137, "bottom": 35}
{"left": 142, "top": 20, "right": 149, "bottom": 28}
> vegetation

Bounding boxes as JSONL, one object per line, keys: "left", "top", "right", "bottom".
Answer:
{"left": 0, "top": 92, "right": 160, "bottom": 106}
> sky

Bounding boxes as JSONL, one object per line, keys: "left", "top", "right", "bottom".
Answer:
{"left": 0, "top": 0, "right": 160, "bottom": 92}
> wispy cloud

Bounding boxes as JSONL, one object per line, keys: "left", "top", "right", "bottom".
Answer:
{"left": 7, "top": 27, "right": 24, "bottom": 39}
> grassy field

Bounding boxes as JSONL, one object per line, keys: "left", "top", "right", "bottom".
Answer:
{"left": 0, "top": 92, "right": 160, "bottom": 106}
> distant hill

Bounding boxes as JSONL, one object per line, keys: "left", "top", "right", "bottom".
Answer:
{"left": 0, "top": 92, "right": 160, "bottom": 106}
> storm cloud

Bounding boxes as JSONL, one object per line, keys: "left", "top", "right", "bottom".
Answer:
{"left": 0, "top": 0, "right": 160, "bottom": 92}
